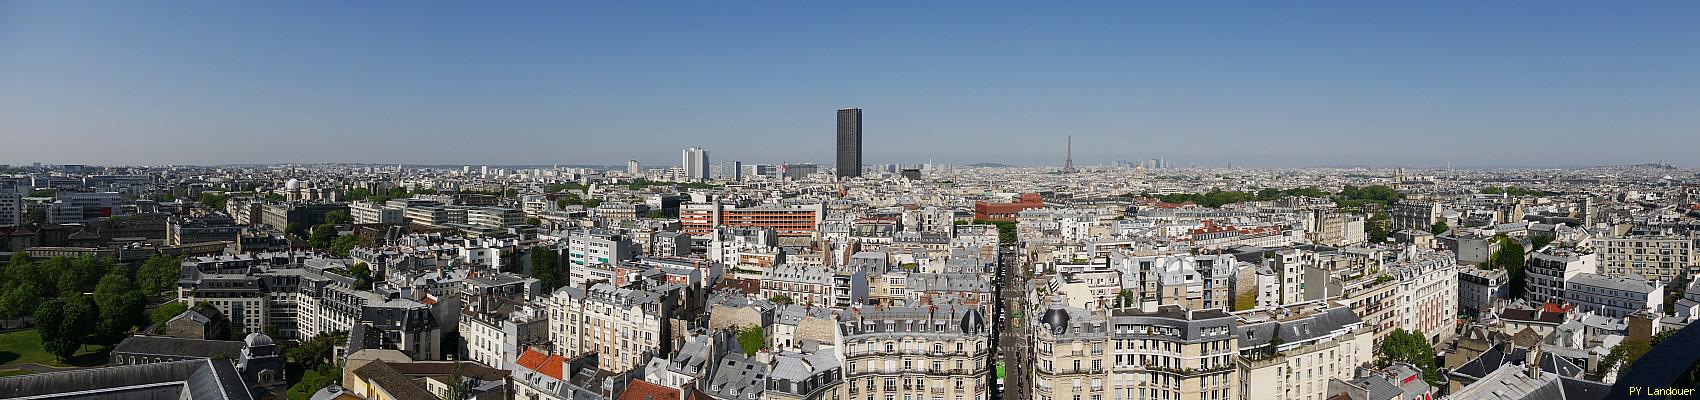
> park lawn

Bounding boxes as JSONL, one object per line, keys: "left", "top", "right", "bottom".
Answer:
{"left": 0, "top": 369, "right": 32, "bottom": 377}
{"left": 0, "top": 330, "right": 107, "bottom": 368}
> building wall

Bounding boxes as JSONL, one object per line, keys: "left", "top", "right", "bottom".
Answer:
{"left": 1596, "top": 237, "right": 1694, "bottom": 283}
{"left": 1236, "top": 331, "right": 1372, "bottom": 400}
{"left": 842, "top": 307, "right": 990, "bottom": 400}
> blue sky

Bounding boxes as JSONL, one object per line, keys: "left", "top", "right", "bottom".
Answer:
{"left": 1, "top": 1, "right": 1696, "bottom": 168}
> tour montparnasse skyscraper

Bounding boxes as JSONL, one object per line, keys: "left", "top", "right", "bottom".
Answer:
{"left": 836, "top": 108, "right": 862, "bottom": 178}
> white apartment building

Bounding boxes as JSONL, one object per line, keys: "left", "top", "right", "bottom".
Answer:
{"left": 1526, "top": 247, "right": 1598, "bottom": 305}
{"left": 562, "top": 228, "right": 635, "bottom": 267}
{"left": 1108, "top": 251, "right": 1239, "bottom": 311}
{"left": 682, "top": 147, "right": 709, "bottom": 182}
{"left": 760, "top": 264, "right": 835, "bottom": 307}
{"left": 1595, "top": 236, "right": 1695, "bottom": 283}
{"left": 1457, "top": 267, "right": 1508, "bottom": 316}
{"left": 1236, "top": 305, "right": 1374, "bottom": 400}
{"left": 462, "top": 206, "right": 523, "bottom": 230}
{"left": 1030, "top": 303, "right": 1238, "bottom": 400}
{"left": 460, "top": 304, "right": 548, "bottom": 370}
{"left": 842, "top": 305, "right": 991, "bottom": 400}
{"left": 48, "top": 191, "right": 121, "bottom": 224}
{"left": 545, "top": 283, "right": 672, "bottom": 373}
{"left": 1563, "top": 273, "right": 1663, "bottom": 318}
{"left": 1390, "top": 248, "right": 1457, "bottom": 345}
{"left": 349, "top": 201, "right": 403, "bottom": 224}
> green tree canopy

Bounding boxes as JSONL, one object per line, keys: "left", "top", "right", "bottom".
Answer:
{"left": 308, "top": 224, "right": 338, "bottom": 249}
{"left": 323, "top": 210, "right": 352, "bottom": 225}
{"left": 93, "top": 267, "right": 147, "bottom": 342}
{"left": 329, "top": 235, "right": 367, "bottom": 257}
{"left": 287, "top": 367, "right": 340, "bottom": 400}
{"left": 1366, "top": 212, "right": 1392, "bottom": 243}
{"left": 37, "top": 294, "right": 98, "bottom": 361}
{"left": 1491, "top": 236, "right": 1527, "bottom": 298}
{"left": 1376, "top": 328, "right": 1439, "bottom": 386}
{"left": 1334, "top": 185, "right": 1404, "bottom": 209}
{"left": 197, "top": 192, "right": 230, "bottom": 209}
{"left": 347, "top": 262, "right": 374, "bottom": 290}
{"left": 137, "top": 255, "right": 184, "bottom": 300}
{"left": 0, "top": 280, "right": 44, "bottom": 318}
{"left": 151, "top": 301, "right": 189, "bottom": 329}
{"left": 1431, "top": 221, "right": 1450, "bottom": 235}
{"left": 1531, "top": 233, "right": 1556, "bottom": 251}
{"left": 287, "top": 330, "right": 349, "bottom": 373}
{"left": 737, "top": 326, "right": 764, "bottom": 356}
{"left": 1597, "top": 339, "right": 1650, "bottom": 380}
{"left": 529, "top": 247, "right": 564, "bottom": 293}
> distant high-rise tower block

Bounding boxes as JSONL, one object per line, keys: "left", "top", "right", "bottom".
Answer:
{"left": 719, "top": 160, "right": 743, "bottom": 181}
{"left": 682, "top": 147, "right": 709, "bottom": 181}
{"left": 836, "top": 108, "right": 862, "bottom": 178}
{"left": 627, "top": 160, "right": 642, "bottom": 176}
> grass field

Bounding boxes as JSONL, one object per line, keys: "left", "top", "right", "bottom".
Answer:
{"left": 0, "top": 330, "right": 109, "bottom": 368}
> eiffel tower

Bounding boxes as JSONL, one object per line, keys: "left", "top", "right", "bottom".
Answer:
{"left": 1061, "top": 135, "right": 1077, "bottom": 173}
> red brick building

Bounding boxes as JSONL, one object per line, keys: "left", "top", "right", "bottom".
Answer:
{"left": 973, "top": 193, "right": 1043, "bottom": 222}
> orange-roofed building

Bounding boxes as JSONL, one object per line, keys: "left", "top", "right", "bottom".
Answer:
{"left": 617, "top": 379, "right": 681, "bottom": 400}
{"left": 973, "top": 193, "right": 1043, "bottom": 222}
{"left": 513, "top": 348, "right": 622, "bottom": 400}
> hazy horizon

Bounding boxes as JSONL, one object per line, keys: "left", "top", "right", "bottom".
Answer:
{"left": 2, "top": 1, "right": 1696, "bottom": 168}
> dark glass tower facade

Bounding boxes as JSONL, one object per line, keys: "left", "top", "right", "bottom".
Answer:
{"left": 836, "top": 108, "right": 862, "bottom": 177}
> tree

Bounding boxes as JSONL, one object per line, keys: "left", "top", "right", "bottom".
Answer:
{"left": 1115, "top": 289, "right": 1137, "bottom": 308}
{"left": 287, "top": 367, "right": 340, "bottom": 400}
{"left": 0, "top": 280, "right": 43, "bottom": 318}
{"left": 93, "top": 267, "right": 147, "bottom": 342}
{"left": 1334, "top": 185, "right": 1404, "bottom": 209}
{"left": 288, "top": 330, "right": 349, "bottom": 373}
{"left": 329, "top": 235, "right": 366, "bottom": 257}
{"left": 737, "top": 326, "right": 764, "bottom": 356}
{"left": 444, "top": 361, "right": 471, "bottom": 400}
{"left": 137, "top": 255, "right": 183, "bottom": 300}
{"left": 54, "top": 256, "right": 109, "bottom": 295}
{"left": 37, "top": 295, "right": 97, "bottom": 361}
{"left": 57, "top": 266, "right": 91, "bottom": 296}
{"left": 1531, "top": 233, "right": 1556, "bottom": 251}
{"left": 151, "top": 301, "right": 189, "bottom": 328}
{"left": 1263, "top": 329, "right": 1286, "bottom": 358}
{"left": 308, "top": 224, "right": 338, "bottom": 249}
{"left": 197, "top": 192, "right": 230, "bottom": 209}
{"left": 1377, "top": 329, "right": 1439, "bottom": 386}
{"left": 1431, "top": 221, "right": 1449, "bottom": 235}
{"left": 348, "top": 262, "right": 374, "bottom": 290}
{"left": 1491, "top": 236, "right": 1527, "bottom": 298}
{"left": 769, "top": 295, "right": 794, "bottom": 305}
{"left": 1366, "top": 212, "right": 1391, "bottom": 243}
{"left": 529, "top": 247, "right": 564, "bottom": 292}
{"left": 33, "top": 298, "right": 68, "bottom": 357}
{"left": 3, "top": 252, "right": 32, "bottom": 283}
{"left": 1598, "top": 339, "right": 1651, "bottom": 380}
{"left": 324, "top": 210, "right": 352, "bottom": 225}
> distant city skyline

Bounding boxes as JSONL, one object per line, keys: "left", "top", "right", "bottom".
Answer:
{"left": 1, "top": 1, "right": 1697, "bottom": 168}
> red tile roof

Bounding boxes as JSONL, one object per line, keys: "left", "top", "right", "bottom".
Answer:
{"left": 618, "top": 379, "right": 681, "bottom": 400}
{"left": 515, "top": 348, "right": 567, "bottom": 380}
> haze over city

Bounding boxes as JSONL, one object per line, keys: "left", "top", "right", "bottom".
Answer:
{"left": 9, "top": 2, "right": 1700, "bottom": 400}
{"left": 2, "top": 1, "right": 1697, "bottom": 168}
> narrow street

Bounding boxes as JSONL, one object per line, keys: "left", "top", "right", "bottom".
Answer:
{"left": 993, "top": 244, "right": 1030, "bottom": 400}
